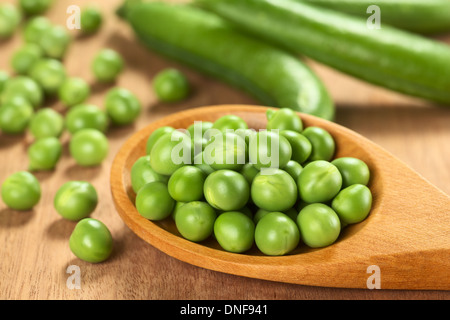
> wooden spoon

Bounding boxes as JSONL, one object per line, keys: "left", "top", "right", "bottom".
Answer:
{"left": 110, "top": 105, "right": 450, "bottom": 290}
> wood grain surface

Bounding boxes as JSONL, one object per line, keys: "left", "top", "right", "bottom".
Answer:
{"left": 0, "top": 0, "right": 449, "bottom": 300}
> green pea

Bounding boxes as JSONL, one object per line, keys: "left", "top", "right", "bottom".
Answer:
{"left": 23, "top": 16, "right": 52, "bottom": 44}
{"left": 39, "top": 25, "right": 71, "bottom": 60}
{"left": 150, "top": 130, "right": 192, "bottom": 175}
{"left": 331, "top": 184, "right": 372, "bottom": 224}
{"left": 29, "top": 108, "right": 64, "bottom": 139}
{"left": 54, "top": 181, "right": 98, "bottom": 221}
{"left": 1, "top": 171, "right": 41, "bottom": 210}
{"left": 171, "top": 201, "right": 186, "bottom": 221}
{"left": 239, "top": 162, "right": 259, "bottom": 184}
{"left": 251, "top": 169, "right": 297, "bottom": 212}
{"left": 302, "top": 126, "right": 335, "bottom": 162}
{"left": 298, "top": 160, "right": 342, "bottom": 203}
{"left": 168, "top": 166, "right": 206, "bottom": 202}
{"left": 19, "top": 0, "right": 53, "bottom": 16}
{"left": 187, "top": 121, "right": 213, "bottom": 138}
{"left": 58, "top": 77, "right": 90, "bottom": 107}
{"left": 135, "top": 181, "right": 175, "bottom": 220}
{"left": 0, "top": 3, "right": 21, "bottom": 39}
{"left": 255, "top": 211, "right": 300, "bottom": 256}
{"left": 65, "top": 104, "right": 109, "bottom": 134}
{"left": 283, "top": 160, "right": 303, "bottom": 182}
{"left": 254, "top": 208, "right": 296, "bottom": 224}
{"left": 203, "top": 131, "right": 247, "bottom": 171}
{"left": 92, "top": 49, "right": 123, "bottom": 83}
{"left": 28, "top": 137, "right": 62, "bottom": 171}
{"left": 213, "top": 211, "right": 255, "bottom": 253}
{"left": 266, "top": 108, "right": 303, "bottom": 133}
{"left": 203, "top": 170, "right": 249, "bottom": 211}
{"left": 130, "top": 155, "right": 168, "bottom": 193}
{"left": 11, "top": 43, "right": 43, "bottom": 75}
{"left": 152, "top": 68, "right": 190, "bottom": 102}
{"left": 69, "top": 128, "right": 109, "bottom": 166}
{"left": 248, "top": 130, "right": 292, "bottom": 170}
{"left": 0, "top": 97, "right": 34, "bottom": 134}
{"left": 69, "top": 218, "right": 113, "bottom": 263}
{"left": 29, "top": 58, "right": 66, "bottom": 95}
{"left": 279, "top": 130, "right": 312, "bottom": 164}
{"left": 80, "top": 6, "right": 103, "bottom": 34}
{"left": 104, "top": 87, "right": 141, "bottom": 126}
{"left": 331, "top": 157, "right": 370, "bottom": 188}
{"left": 211, "top": 114, "right": 248, "bottom": 133}
{"left": 145, "top": 126, "right": 175, "bottom": 155}
{"left": 0, "top": 71, "right": 9, "bottom": 93}
{"left": 1, "top": 76, "right": 43, "bottom": 109}
{"left": 175, "top": 201, "right": 216, "bottom": 242}
{"left": 193, "top": 151, "right": 215, "bottom": 175}
{"left": 297, "top": 203, "right": 341, "bottom": 248}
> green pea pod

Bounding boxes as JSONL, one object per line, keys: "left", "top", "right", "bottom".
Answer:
{"left": 197, "top": 0, "right": 450, "bottom": 106}
{"left": 118, "top": 1, "right": 335, "bottom": 120}
{"left": 303, "top": 0, "right": 450, "bottom": 35}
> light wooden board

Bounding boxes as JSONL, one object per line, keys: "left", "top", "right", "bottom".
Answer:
{"left": 0, "top": 0, "right": 449, "bottom": 299}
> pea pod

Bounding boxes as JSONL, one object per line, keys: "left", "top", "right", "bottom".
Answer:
{"left": 197, "top": 0, "right": 450, "bottom": 106}
{"left": 304, "top": 0, "right": 450, "bottom": 35}
{"left": 118, "top": 2, "right": 334, "bottom": 120}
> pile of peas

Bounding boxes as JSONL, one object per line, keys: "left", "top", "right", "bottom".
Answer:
{"left": 134, "top": 108, "right": 373, "bottom": 255}
{"left": 0, "top": 2, "right": 191, "bottom": 263}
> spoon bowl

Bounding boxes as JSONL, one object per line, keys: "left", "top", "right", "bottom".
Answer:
{"left": 111, "top": 105, "right": 450, "bottom": 290}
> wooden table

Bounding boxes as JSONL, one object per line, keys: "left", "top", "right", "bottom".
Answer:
{"left": 1, "top": 0, "right": 449, "bottom": 300}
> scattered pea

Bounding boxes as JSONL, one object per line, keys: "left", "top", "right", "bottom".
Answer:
{"left": 54, "top": 181, "right": 98, "bottom": 221}
{"left": 29, "top": 58, "right": 67, "bottom": 95}
{"left": 69, "top": 128, "right": 109, "bottom": 166}
{"left": 69, "top": 218, "right": 113, "bottom": 263}
{"left": 28, "top": 136, "right": 62, "bottom": 171}
{"left": 65, "top": 104, "right": 109, "bottom": 134}
{"left": 80, "top": 6, "right": 103, "bottom": 34}
{"left": 1, "top": 76, "right": 43, "bottom": 109}
{"left": 1, "top": 171, "right": 41, "bottom": 210}
{"left": 38, "top": 25, "right": 71, "bottom": 60}
{"left": 11, "top": 43, "right": 43, "bottom": 75}
{"left": 152, "top": 68, "right": 190, "bottom": 102}
{"left": 19, "top": 0, "right": 53, "bottom": 16}
{"left": 0, "top": 71, "right": 9, "bottom": 93}
{"left": 0, "top": 3, "right": 21, "bottom": 39}
{"left": 104, "top": 87, "right": 141, "bottom": 126}
{"left": 0, "top": 97, "right": 34, "bottom": 134}
{"left": 91, "top": 49, "right": 123, "bottom": 83}
{"left": 23, "top": 16, "right": 52, "bottom": 44}
{"left": 58, "top": 77, "right": 91, "bottom": 107}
